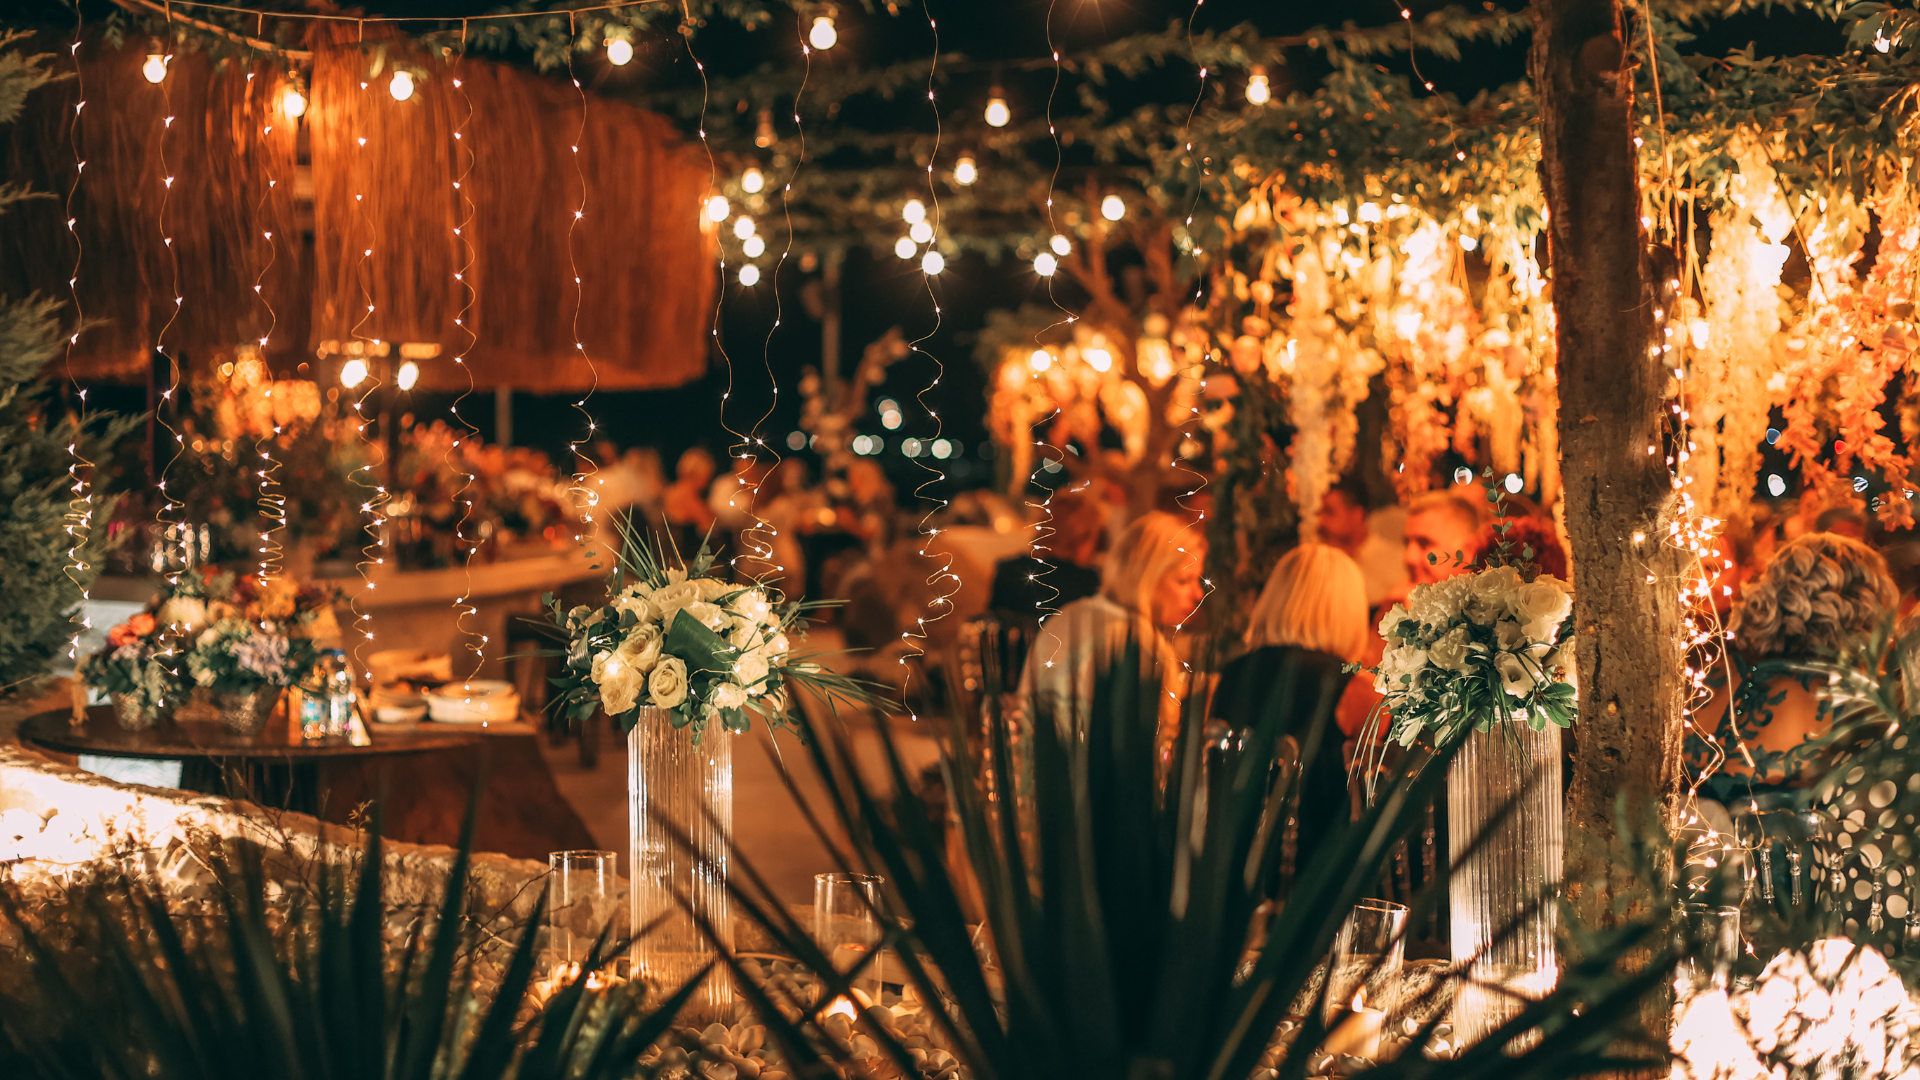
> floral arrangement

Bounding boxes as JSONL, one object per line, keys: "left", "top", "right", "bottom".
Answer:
{"left": 543, "top": 526, "right": 879, "bottom": 739}
{"left": 1362, "top": 518, "right": 1577, "bottom": 750}
{"left": 147, "top": 568, "right": 331, "bottom": 696}
{"left": 77, "top": 612, "right": 184, "bottom": 713}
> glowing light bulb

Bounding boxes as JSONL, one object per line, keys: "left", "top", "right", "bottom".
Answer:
{"left": 902, "top": 199, "right": 926, "bottom": 224}
{"left": 606, "top": 37, "right": 634, "bottom": 66}
{"left": 396, "top": 361, "right": 420, "bottom": 392}
{"left": 1034, "top": 252, "right": 1057, "bottom": 276}
{"left": 1029, "top": 349, "right": 1052, "bottom": 372}
{"left": 954, "top": 154, "right": 976, "bottom": 185}
{"left": 984, "top": 90, "right": 1010, "bottom": 128}
{"left": 809, "top": 15, "right": 838, "bottom": 51}
{"left": 909, "top": 220, "right": 934, "bottom": 244}
{"left": 1100, "top": 194, "right": 1125, "bottom": 221}
{"left": 739, "top": 264, "right": 761, "bottom": 286}
{"left": 742, "top": 167, "right": 765, "bottom": 194}
{"left": 1458, "top": 234, "right": 1478, "bottom": 251}
{"left": 143, "top": 53, "right": 168, "bottom": 84}
{"left": 734, "top": 216, "right": 756, "bottom": 239}
{"left": 1050, "top": 234, "right": 1071, "bottom": 256}
{"left": 894, "top": 237, "right": 917, "bottom": 259}
{"left": 921, "top": 250, "right": 945, "bottom": 275}
{"left": 706, "top": 195, "right": 731, "bottom": 222}
{"left": 340, "top": 359, "right": 369, "bottom": 388}
{"left": 389, "top": 70, "right": 415, "bottom": 101}
{"left": 1246, "top": 66, "right": 1271, "bottom": 105}
{"left": 281, "top": 84, "right": 307, "bottom": 119}
{"left": 743, "top": 235, "right": 765, "bottom": 258}
{"left": 755, "top": 109, "right": 776, "bottom": 149}
{"left": 1767, "top": 473, "right": 1786, "bottom": 498}
{"left": 1085, "top": 348, "right": 1112, "bottom": 372}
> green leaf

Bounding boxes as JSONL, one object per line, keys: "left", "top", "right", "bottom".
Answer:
{"left": 663, "top": 609, "right": 734, "bottom": 679}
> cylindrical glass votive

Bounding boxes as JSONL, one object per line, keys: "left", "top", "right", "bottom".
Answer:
{"left": 814, "top": 872, "right": 884, "bottom": 998}
{"left": 549, "top": 849, "right": 621, "bottom": 980}
{"left": 1326, "top": 898, "right": 1409, "bottom": 1019}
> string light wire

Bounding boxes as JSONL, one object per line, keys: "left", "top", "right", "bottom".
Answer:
{"left": 61, "top": 18, "right": 95, "bottom": 667}
{"left": 250, "top": 69, "right": 287, "bottom": 584}
{"left": 564, "top": 12, "right": 605, "bottom": 582}
{"left": 447, "top": 22, "right": 486, "bottom": 683}
{"left": 347, "top": 62, "right": 387, "bottom": 674}
{"left": 151, "top": 33, "right": 191, "bottom": 623}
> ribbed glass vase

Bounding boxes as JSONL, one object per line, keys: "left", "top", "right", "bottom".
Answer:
{"left": 629, "top": 709, "right": 734, "bottom": 1022}
{"left": 1447, "top": 719, "right": 1563, "bottom": 1049}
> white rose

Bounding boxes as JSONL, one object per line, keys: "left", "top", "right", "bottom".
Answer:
{"left": 613, "top": 590, "right": 652, "bottom": 619}
{"left": 1466, "top": 566, "right": 1522, "bottom": 626}
{"left": 686, "top": 601, "right": 729, "bottom": 632}
{"left": 649, "top": 581, "right": 704, "bottom": 624}
{"left": 766, "top": 632, "right": 790, "bottom": 659}
{"left": 728, "top": 617, "right": 762, "bottom": 650}
{"left": 1381, "top": 645, "right": 1429, "bottom": 679}
{"left": 735, "top": 653, "right": 770, "bottom": 687}
{"left": 618, "top": 622, "right": 664, "bottom": 673}
{"left": 1377, "top": 604, "right": 1413, "bottom": 641}
{"left": 1494, "top": 651, "right": 1539, "bottom": 698}
{"left": 649, "top": 656, "right": 690, "bottom": 709}
{"left": 1427, "top": 626, "right": 1474, "bottom": 673}
{"left": 599, "top": 654, "right": 646, "bottom": 715}
{"left": 695, "top": 577, "right": 730, "bottom": 600}
{"left": 159, "top": 596, "right": 208, "bottom": 631}
{"left": 1494, "top": 618, "right": 1535, "bottom": 654}
{"left": 1511, "top": 579, "right": 1574, "bottom": 643}
{"left": 730, "top": 588, "right": 772, "bottom": 625}
{"left": 712, "top": 681, "right": 748, "bottom": 710}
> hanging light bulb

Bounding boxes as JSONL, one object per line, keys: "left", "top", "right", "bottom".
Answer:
{"left": 1034, "top": 252, "right": 1058, "bottom": 277}
{"left": 921, "top": 250, "right": 945, "bottom": 275}
{"left": 606, "top": 37, "right": 635, "bottom": 66}
{"left": 389, "top": 70, "right": 415, "bottom": 102}
{"left": 143, "top": 53, "right": 169, "bottom": 84}
{"left": 396, "top": 361, "right": 420, "bottom": 392}
{"left": 902, "top": 199, "right": 926, "bottom": 224}
{"left": 706, "top": 195, "right": 731, "bottom": 223}
{"left": 808, "top": 14, "right": 838, "bottom": 51}
{"left": 734, "top": 216, "right": 757, "bottom": 240}
{"left": 954, "top": 153, "right": 977, "bottom": 185}
{"left": 280, "top": 80, "right": 308, "bottom": 119}
{"left": 1246, "top": 65, "right": 1271, "bottom": 105}
{"left": 755, "top": 109, "right": 776, "bottom": 149}
{"left": 1050, "top": 234, "right": 1072, "bottom": 256}
{"left": 743, "top": 235, "right": 766, "bottom": 258}
{"left": 340, "top": 359, "right": 369, "bottom": 389}
{"left": 1100, "top": 194, "right": 1126, "bottom": 221}
{"left": 909, "top": 220, "right": 934, "bottom": 244}
{"left": 894, "top": 237, "right": 917, "bottom": 260}
{"left": 739, "top": 264, "right": 762, "bottom": 286}
{"left": 984, "top": 88, "right": 1010, "bottom": 128}
{"left": 742, "top": 167, "right": 765, "bottom": 194}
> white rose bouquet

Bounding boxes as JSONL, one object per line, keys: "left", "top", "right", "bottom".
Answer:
{"left": 1363, "top": 559, "right": 1577, "bottom": 750}
{"left": 541, "top": 525, "right": 880, "bottom": 739}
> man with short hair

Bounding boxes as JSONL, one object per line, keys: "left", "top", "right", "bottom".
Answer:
{"left": 1399, "top": 488, "right": 1490, "bottom": 593}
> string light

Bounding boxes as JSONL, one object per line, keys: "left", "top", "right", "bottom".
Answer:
{"left": 739, "top": 264, "right": 761, "bottom": 286}
{"left": 984, "top": 87, "right": 1010, "bottom": 128}
{"left": 1246, "top": 65, "right": 1271, "bottom": 105}
{"left": 143, "top": 52, "right": 168, "bottom": 84}
{"left": 808, "top": 14, "right": 838, "bottom": 51}
{"left": 347, "top": 73, "right": 386, "bottom": 660}
{"left": 894, "top": 236, "right": 916, "bottom": 259}
{"left": 741, "top": 166, "right": 764, "bottom": 193}
{"left": 1050, "top": 233, "right": 1071, "bottom": 256}
{"left": 250, "top": 67, "right": 288, "bottom": 584}
{"left": 606, "top": 36, "right": 634, "bottom": 66}
{"left": 280, "top": 76, "right": 307, "bottom": 120}
{"left": 733, "top": 215, "right": 756, "bottom": 239}
{"left": 396, "top": 360, "right": 420, "bottom": 391}
{"left": 1033, "top": 251, "right": 1057, "bottom": 276}
{"left": 448, "top": 45, "right": 486, "bottom": 687}
{"left": 340, "top": 358, "right": 369, "bottom": 388}
{"left": 564, "top": 25, "right": 603, "bottom": 546}
{"left": 920, "top": 250, "right": 945, "bottom": 275}
{"left": 1100, "top": 193, "right": 1126, "bottom": 221}
{"left": 742, "top": 235, "right": 765, "bottom": 258}
{"left": 902, "top": 198, "right": 926, "bottom": 224}
{"left": 754, "top": 108, "right": 775, "bottom": 148}
{"left": 954, "top": 153, "right": 976, "bottom": 185}
{"left": 389, "top": 70, "right": 415, "bottom": 102}
{"left": 62, "top": 21, "right": 94, "bottom": 664}
{"left": 908, "top": 219, "right": 933, "bottom": 244}
{"left": 151, "top": 32, "right": 188, "bottom": 601}
{"left": 706, "top": 194, "right": 731, "bottom": 222}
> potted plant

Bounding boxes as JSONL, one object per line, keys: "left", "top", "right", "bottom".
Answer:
{"left": 77, "top": 612, "right": 186, "bottom": 730}
{"left": 182, "top": 571, "right": 330, "bottom": 734}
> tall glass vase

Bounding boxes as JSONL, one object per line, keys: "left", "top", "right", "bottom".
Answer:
{"left": 629, "top": 708, "right": 734, "bottom": 1023}
{"left": 1448, "top": 719, "right": 1563, "bottom": 1049}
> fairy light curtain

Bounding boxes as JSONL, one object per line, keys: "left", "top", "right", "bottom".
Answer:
{"left": 0, "top": 30, "right": 715, "bottom": 393}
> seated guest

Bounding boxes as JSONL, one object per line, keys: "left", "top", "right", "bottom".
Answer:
{"left": 662, "top": 447, "right": 717, "bottom": 555}
{"left": 1479, "top": 514, "right": 1569, "bottom": 581}
{"left": 1022, "top": 511, "right": 1206, "bottom": 736}
{"left": 989, "top": 489, "right": 1107, "bottom": 622}
{"left": 1689, "top": 533, "right": 1897, "bottom": 801}
{"left": 1211, "top": 543, "right": 1368, "bottom": 875}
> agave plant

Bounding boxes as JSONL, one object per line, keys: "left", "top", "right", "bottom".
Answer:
{"left": 688, "top": 636, "right": 1688, "bottom": 1080}
{"left": 0, "top": 803, "right": 703, "bottom": 1079}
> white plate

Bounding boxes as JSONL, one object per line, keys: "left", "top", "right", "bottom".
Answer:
{"left": 427, "top": 681, "right": 520, "bottom": 724}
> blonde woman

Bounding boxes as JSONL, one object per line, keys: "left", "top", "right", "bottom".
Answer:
{"left": 1021, "top": 511, "right": 1206, "bottom": 733}
{"left": 1210, "top": 543, "right": 1370, "bottom": 873}
{"left": 1689, "top": 532, "right": 1898, "bottom": 800}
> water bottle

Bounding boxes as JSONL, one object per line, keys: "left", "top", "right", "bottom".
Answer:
{"left": 299, "top": 653, "right": 333, "bottom": 741}
{"left": 324, "top": 650, "right": 357, "bottom": 737}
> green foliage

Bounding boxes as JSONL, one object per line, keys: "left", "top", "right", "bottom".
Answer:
{"left": 710, "top": 637, "right": 1687, "bottom": 1078}
{"left": 0, "top": 805, "right": 702, "bottom": 1080}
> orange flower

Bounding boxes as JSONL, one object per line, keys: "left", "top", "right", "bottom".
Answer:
{"left": 108, "top": 612, "right": 157, "bottom": 647}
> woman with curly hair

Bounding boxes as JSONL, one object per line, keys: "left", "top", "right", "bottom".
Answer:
{"left": 1688, "top": 532, "right": 1898, "bottom": 800}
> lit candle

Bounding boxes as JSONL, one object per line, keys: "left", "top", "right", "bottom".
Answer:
{"left": 1323, "top": 990, "right": 1385, "bottom": 1059}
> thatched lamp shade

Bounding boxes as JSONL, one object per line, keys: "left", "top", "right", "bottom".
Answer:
{"left": 0, "top": 32, "right": 715, "bottom": 393}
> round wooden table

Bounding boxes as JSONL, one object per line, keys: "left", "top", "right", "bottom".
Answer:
{"left": 20, "top": 706, "right": 485, "bottom": 812}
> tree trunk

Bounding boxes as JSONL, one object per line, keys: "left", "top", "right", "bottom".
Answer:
{"left": 1531, "top": 0, "right": 1684, "bottom": 939}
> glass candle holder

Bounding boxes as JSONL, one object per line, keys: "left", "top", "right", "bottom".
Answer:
{"left": 814, "top": 872, "right": 884, "bottom": 999}
{"left": 1326, "top": 898, "right": 1409, "bottom": 1021}
{"left": 549, "top": 850, "right": 621, "bottom": 983}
